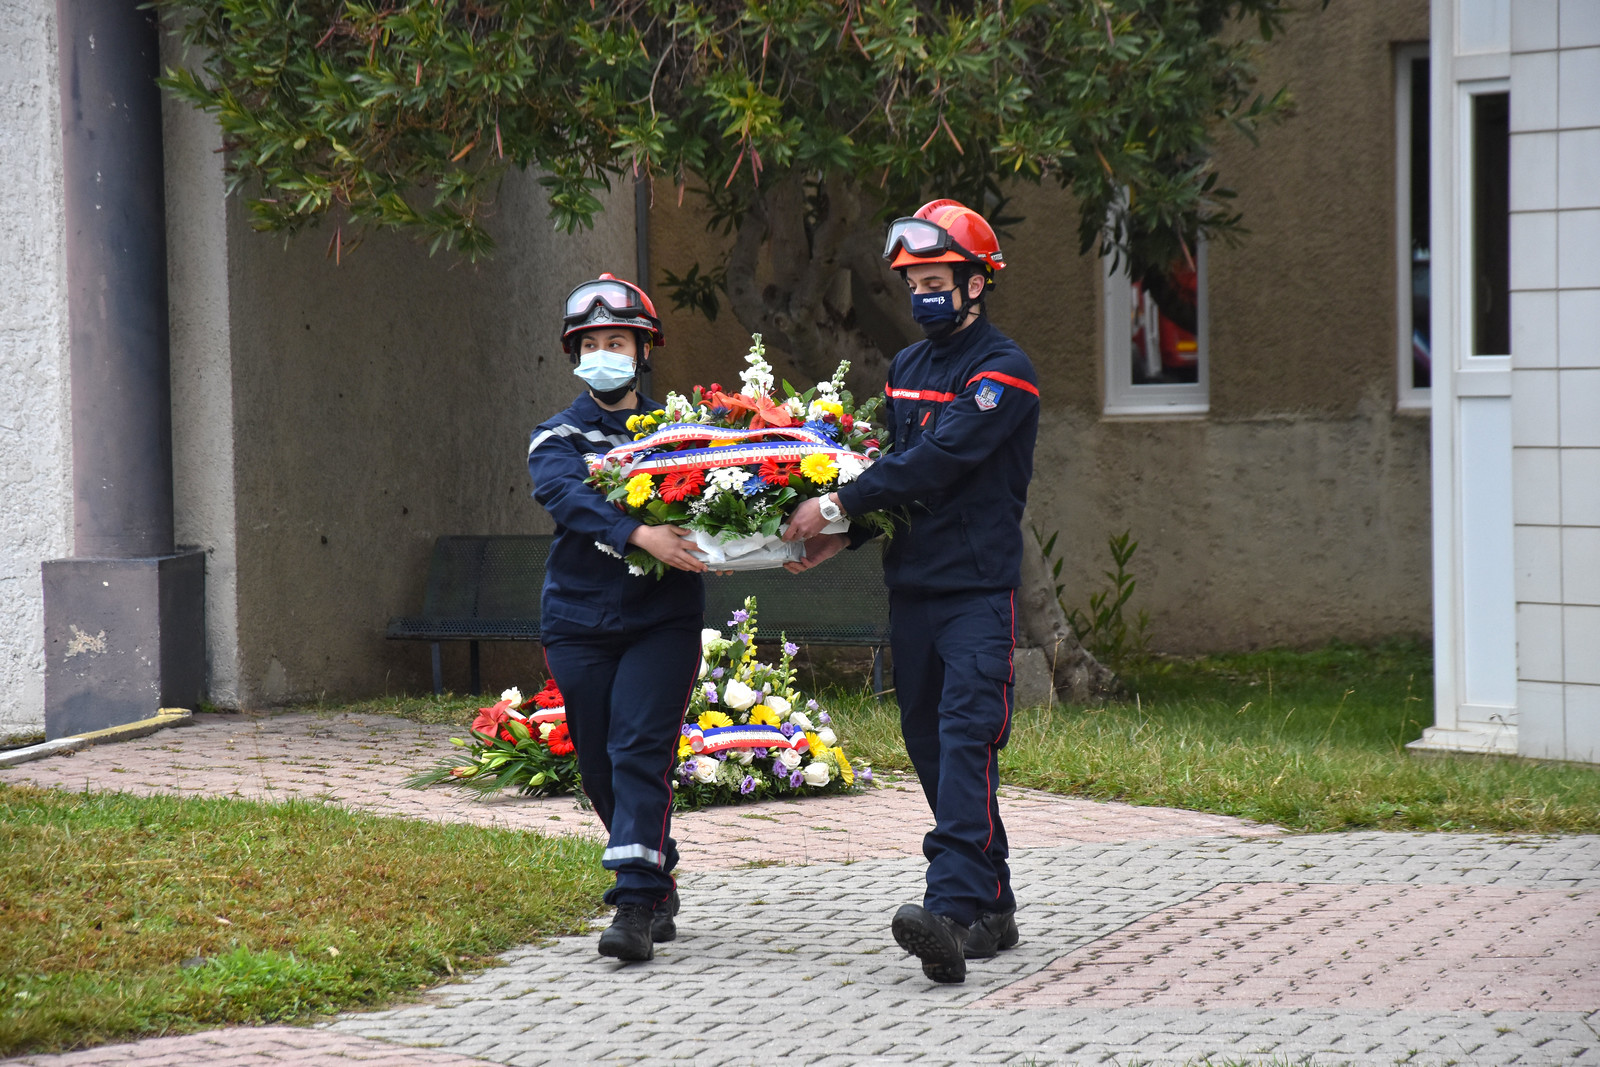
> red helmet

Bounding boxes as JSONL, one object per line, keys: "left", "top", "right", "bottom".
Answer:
{"left": 561, "top": 273, "right": 665, "bottom": 353}
{"left": 884, "top": 200, "right": 1006, "bottom": 273}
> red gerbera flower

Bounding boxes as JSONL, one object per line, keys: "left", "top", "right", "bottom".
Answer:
{"left": 660, "top": 469, "right": 706, "bottom": 503}
{"left": 545, "top": 722, "right": 575, "bottom": 757}
{"left": 533, "top": 679, "right": 564, "bottom": 709}
{"left": 758, "top": 458, "right": 798, "bottom": 486}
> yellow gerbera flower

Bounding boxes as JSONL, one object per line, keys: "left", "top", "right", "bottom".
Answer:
{"left": 815, "top": 399, "right": 844, "bottom": 419}
{"left": 678, "top": 735, "right": 693, "bottom": 758}
{"left": 698, "top": 710, "right": 734, "bottom": 730}
{"left": 625, "top": 473, "right": 655, "bottom": 508}
{"left": 835, "top": 748, "right": 855, "bottom": 786}
{"left": 748, "top": 704, "right": 780, "bottom": 727}
{"left": 800, "top": 453, "right": 838, "bottom": 485}
{"left": 804, "top": 731, "right": 823, "bottom": 755}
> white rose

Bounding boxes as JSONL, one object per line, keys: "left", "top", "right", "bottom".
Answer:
{"left": 499, "top": 687, "right": 523, "bottom": 706}
{"left": 691, "top": 756, "right": 720, "bottom": 783}
{"left": 701, "top": 628, "right": 723, "bottom": 648}
{"left": 765, "top": 695, "right": 791, "bottom": 717}
{"left": 777, "top": 748, "right": 803, "bottom": 770}
{"left": 788, "top": 711, "right": 813, "bottom": 731}
{"left": 733, "top": 748, "right": 754, "bottom": 765}
{"left": 817, "top": 726, "right": 837, "bottom": 748}
{"left": 722, "top": 679, "right": 759, "bottom": 711}
{"left": 698, "top": 657, "right": 710, "bottom": 679}
{"left": 802, "top": 761, "right": 832, "bottom": 786}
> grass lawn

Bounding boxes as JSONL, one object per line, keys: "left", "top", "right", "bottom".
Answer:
{"left": 0, "top": 786, "right": 607, "bottom": 1057}
{"left": 345, "top": 638, "right": 1600, "bottom": 835}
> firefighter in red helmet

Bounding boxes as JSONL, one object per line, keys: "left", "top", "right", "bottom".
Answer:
{"left": 785, "top": 200, "right": 1038, "bottom": 983}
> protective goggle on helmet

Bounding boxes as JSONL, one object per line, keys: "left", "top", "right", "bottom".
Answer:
{"left": 883, "top": 200, "right": 1006, "bottom": 273}
{"left": 561, "top": 273, "right": 665, "bottom": 353}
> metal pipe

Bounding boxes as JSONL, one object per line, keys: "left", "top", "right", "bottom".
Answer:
{"left": 57, "top": 0, "right": 175, "bottom": 558}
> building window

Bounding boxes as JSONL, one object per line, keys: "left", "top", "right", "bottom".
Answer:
{"left": 1102, "top": 241, "right": 1209, "bottom": 417}
{"left": 1396, "top": 45, "right": 1432, "bottom": 410}
{"left": 1468, "top": 87, "right": 1509, "bottom": 357}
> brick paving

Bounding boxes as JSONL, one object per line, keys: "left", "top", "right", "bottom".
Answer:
{"left": 4, "top": 710, "right": 1599, "bottom": 1066}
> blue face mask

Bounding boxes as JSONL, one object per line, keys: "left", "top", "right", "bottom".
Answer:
{"left": 910, "top": 287, "right": 965, "bottom": 340}
{"left": 573, "top": 350, "right": 637, "bottom": 394}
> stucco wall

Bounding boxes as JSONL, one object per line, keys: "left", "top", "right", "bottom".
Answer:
{"left": 0, "top": 1, "right": 70, "bottom": 738}
{"left": 218, "top": 177, "right": 635, "bottom": 705}
{"left": 650, "top": 0, "right": 1433, "bottom": 652}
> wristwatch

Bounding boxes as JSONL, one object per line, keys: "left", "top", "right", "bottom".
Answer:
{"left": 818, "top": 495, "right": 846, "bottom": 523}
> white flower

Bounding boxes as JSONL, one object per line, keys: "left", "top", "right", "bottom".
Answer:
{"left": 499, "top": 687, "right": 523, "bottom": 706}
{"left": 817, "top": 726, "right": 838, "bottom": 748}
{"left": 802, "top": 761, "right": 832, "bottom": 786}
{"left": 627, "top": 564, "right": 647, "bottom": 577}
{"left": 701, "top": 627, "right": 724, "bottom": 648}
{"left": 538, "top": 722, "right": 555, "bottom": 740}
{"left": 594, "top": 541, "right": 623, "bottom": 559}
{"left": 740, "top": 335, "right": 775, "bottom": 396}
{"left": 788, "top": 711, "right": 813, "bottom": 731}
{"left": 733, "top": 748, "right": 754, "bottom": 765}
{"left": 765, "top": 694, "right": 791, "bottom": 717}
{"left": 784, "top": 396, "right": 807, "bottom": 417}
{"left": 708, "top": 466, "right": 751, "bottom": 493}
{"left": 836, "top": 455, "right": 866, "bottom": 484}
{"left": 691, "top": 756, "right": 720, "bottom": 783}
{"left": 698, "top": 657, "right": 710, "bottom": 679}
{"left": 777, "top": 747, "right": 803, "bottom": 770}
{"left": 722, "top": 678, "right": 759, "bottom": 710}
{"left": 854, "top": 420, "right": 871, "bottom": 433}
{"left": 662, "top": 391, "right": 695, "bottom": 421}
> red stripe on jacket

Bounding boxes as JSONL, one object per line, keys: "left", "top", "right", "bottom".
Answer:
{"left": 966, "top": 370, "right": 1039, "bottom": 396}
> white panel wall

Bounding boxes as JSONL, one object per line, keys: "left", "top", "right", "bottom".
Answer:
{"left": 1510, "top": 0, "right": 1600, "bottom": 763}
{"left": 0, "top": 1, "right": 70, "bottom": 740}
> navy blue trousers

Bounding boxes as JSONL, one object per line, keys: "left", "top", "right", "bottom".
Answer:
{"left": 890, "top": 588, "right": 1018, "bottom": 926}
{"left": 543, "top": 623, "right": 700, "bottom": 907}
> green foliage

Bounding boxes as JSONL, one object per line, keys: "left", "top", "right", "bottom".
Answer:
{"left": 0, "top": 787, "right": 606, "bottom": 1055}
{"left": 1040, "top": 527, "right": 1151, "bottom": 670}
{"left": 155, "top": 0, "right": 1316, "bottom": 274}
{"left": 827, "top": 640, "right": 1600, "bottom": 835}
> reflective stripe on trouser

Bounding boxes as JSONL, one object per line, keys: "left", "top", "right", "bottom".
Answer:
{"left": 543, "top": 623, "right": 700, "bottom": 907}
{"left": 889, "top": 588, "right": 1017, "bottom": 927}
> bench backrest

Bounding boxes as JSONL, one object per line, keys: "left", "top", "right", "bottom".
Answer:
{"left": 415, "top": 534, "right": 887, "bottom": 644}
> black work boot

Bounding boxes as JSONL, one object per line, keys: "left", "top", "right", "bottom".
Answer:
{"left": 964, "top": 907, "right": 1019, "bottom": 959}
{"left": 891, "top": 903, "right": 968, "bottom": 983}
{"left": 598, "top": 903, "right": 654, "bottom": 961}
{"left": 651, "top": 887, "right": 680, "bottom": 943}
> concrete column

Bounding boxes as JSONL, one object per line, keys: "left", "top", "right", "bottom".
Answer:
{"left": 44, "top": 0, "right": 204, "bottom": 738}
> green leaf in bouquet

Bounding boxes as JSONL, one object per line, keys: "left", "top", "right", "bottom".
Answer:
{"left": 760, "top": 513, "right": 782, "bottom": 537}
{"left": 645, "top": 499, "right": 672, "bottom": 522}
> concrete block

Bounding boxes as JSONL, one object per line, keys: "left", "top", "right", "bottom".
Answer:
{"left": 42, "top": 550, "right": 205, "bottom": 739}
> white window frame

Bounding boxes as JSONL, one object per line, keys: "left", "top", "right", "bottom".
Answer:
{"left": 1396, "top": 43, "right": 1432, "bottom": 413}
{"left": 1101, "top": 240, "right": 1210, "bottom": 418}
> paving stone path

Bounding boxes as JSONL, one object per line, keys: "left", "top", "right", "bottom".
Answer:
{"left": 5, "top": 711, "right": 1599, "bottom": 1066}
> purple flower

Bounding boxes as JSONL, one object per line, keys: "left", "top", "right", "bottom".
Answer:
{"left": 818, "top": 711, "right": 832, "bottom": 725}
{"left": 860, "top": 768, "right": 873, "bottom": 783}
{"left": 711, "top": 667, "right": 726, "bottom": 680}
{"left": 807, "top": 699, "right": 819, "bottom": 711}
{"left": 703, "top": 683, "right": 717, "bottom": 703}
{"left": 789, "top": 770, "right": 805, "bottom": 788}
{"left": 730, "top": 610, "right": 750, "bottom": 624}
{"left": 680, "top": 724, "right": 695, "bottom": 736}
{"left": 715, "top": 751, "right": 729, "bottom": 761}
{"left": 740, "top": 776, "right": 757, "bottom": 795}
{"left": 779, "top": 723, "right": 796, "bottom": 737}
{"left": 783, "top": 642, "right": 799, "bottom": 657}
{"left": 751, "top": 748, "right": 769, "bottom": 759}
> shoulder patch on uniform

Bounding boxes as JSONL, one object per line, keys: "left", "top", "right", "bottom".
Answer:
{"left": 974, "top": 379, "right": 1004, "bottom": 411}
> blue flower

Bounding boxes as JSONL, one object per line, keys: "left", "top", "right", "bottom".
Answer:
{"left": 804, "top": 419, "right": 840, "bottom": 443}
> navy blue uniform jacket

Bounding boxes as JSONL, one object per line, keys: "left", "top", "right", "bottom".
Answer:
{"left": 527, "top": 393, "right": 705, "bottom": 637}
{"left": 835, "top": 317, "right": 1039, "bottom": 594}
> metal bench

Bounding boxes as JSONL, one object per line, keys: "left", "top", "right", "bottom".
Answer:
{"left": 387, "top": 534, "right": 889, "bottom": 695}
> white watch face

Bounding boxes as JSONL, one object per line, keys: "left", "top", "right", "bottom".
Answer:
{"left": 820, "top": 499, "right": 842, "bottom": 521}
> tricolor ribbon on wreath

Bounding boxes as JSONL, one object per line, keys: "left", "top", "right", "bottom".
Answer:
{"left": 588, "top": 422, "right": 868, "bottom": 478}
{"left": 686, "top": 723, "right": 811, "bottom": 755}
